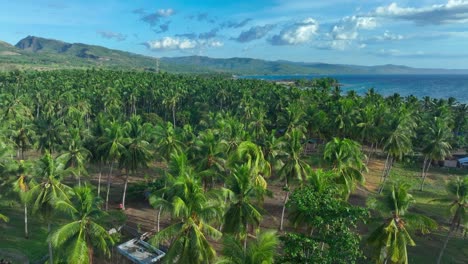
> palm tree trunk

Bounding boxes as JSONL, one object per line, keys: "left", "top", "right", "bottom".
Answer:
{"left": 24, "top": 203, "right": 28, "bottom": 239}
{"left": 437, "top": 229, "right": 453, "bottom": 264}
{"left": 105, "top": 161, "right": 114, "bottom": 211}
{"left": 88, "top": 244, "right": 94, "bottom": 264}
{"left": 172, "top": 104, "right": 176, "bottom": 128}
{"left": 280, "top": 190, "right": 289, "bottom": 231}
{"left": 122, "top": 171, "right": 130, "bottom": 210}
{"left": 48, "top": 222, "right": 53, "bottom": 264}
{"left": 380, "top": 153, "right": 390, "bottom": 182}
{"left": 379, "top": 156, "right": 393, "bottom": 194}
{"left": 421, "top": 157, "right": 428, "bottom": 178}
{"left": 244, "top": 225, "right": 249, "bottom": 251}
{"left": 78, "top": 170, "right": 81, "bottom": 187}
{"left": 157, "top": 206, "right": 162, "bottom": 232}
{"left": 420, "top": 161, "right": 431, "bottom": 191}
{"left": 97, "top": 163, "right": 102, "bottom": 196}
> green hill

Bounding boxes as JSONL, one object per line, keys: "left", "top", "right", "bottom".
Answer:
{"left": 1, "top": 36, "right": 468, "bottom": 74}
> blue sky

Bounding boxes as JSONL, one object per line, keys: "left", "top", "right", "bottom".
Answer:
{"left": 1, "top": 0, "right": 468, "bottom": 68}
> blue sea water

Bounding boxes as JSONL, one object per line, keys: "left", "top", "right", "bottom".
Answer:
{"left": 241, "top": 74, "right": 468, "bottom": 103}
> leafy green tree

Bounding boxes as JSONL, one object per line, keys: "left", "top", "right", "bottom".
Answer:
{"left": 217, "top": 230, "right": 279, "bottom": 264}
{"left": 58, "top": 128, "right": 91, "bottom": 186}
{"left": 119, "top": 116, "right": 152, "bottom": 210}
{"left": 280, "top": 185, "right": 367, "bottom": 264}
{"left": 223, "top": 165, "right": 265, "bottom": 248}
{"left": 150, "top": 153, "right": 222, "bottom": 264}
{"left": 29, "top": 152, "right": 72, "bottom": 264}
{"left": 98, "top": 121, "right": 126, "bottom": 210}
{"left": 419, "top": 117, "right": 452, "bottom": 191}
{"left": 368, "top": 183, "right": 437, "bottom": 264}
{"left": 277, "top": 128, "right": 311, "bottom": 231}
{"left": 49, "top": 185, "right": 114, "bottom": 264}
{"left": 435, "top": 177, "right": 468, "bottom": 264}
{"left": 323, "top": 137, "right": 367, "bottom": 197}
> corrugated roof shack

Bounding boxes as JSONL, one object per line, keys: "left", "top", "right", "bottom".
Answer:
{"left": 116, "top": 239, "right": 165, "bottom": 264}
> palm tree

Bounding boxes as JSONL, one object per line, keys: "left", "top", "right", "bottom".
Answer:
{"left": 379, "top": 108, "right": 416, "bottom": 193}
{"left": 230, "top": 141, "right": 270, "bottom": 190}
{"left": 119, "top": 116, "right": 152, "bottom": 210}
{"left": 29, "top": 152, "right": 72, "bottom": 264}
{"left": 419, "top": 117, "right": 452, "bottom": 191}
{"left": 323, "top": 137, "right": 367, "bottom": 197}
{"left": 154, "top": 122, "right": 184, "bottom": 162}
{"left": 368, "top": 182, "right": 437, "bottom": 264}
{"left": 223, "top": 165, "right": 265, "bottom": 249}
{"left": 435, "top": 177, "right": 468, "bottom": 264}
{"left": 277, "top": 128, "right": 311, "bottom": 231}
{"left": 58, "top": 128, "right": 91, "bottom": 187}
{"left": 217, "top": 230, "right": 279, "bottom": 264}
{"left": 49, "top": 185, "right": 114, "bottom": 264}
{"left": 13, "top": 160, "right": 32, "bottom": 238}
{"left": 150, "top": 154, "right": 223, "bottom": 264}
{"left": 98, "top": 121, "right": 126, "bottom": 211}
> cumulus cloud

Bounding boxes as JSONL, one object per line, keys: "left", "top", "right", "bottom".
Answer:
{"left": 374, "top": 31, "right": 404, "bottom": 41}
{"left": 232, "top": 24, "right": 276, "bottom": 43}
{"left": 144, "top": 37, "right": 223, "bottom": 51}
{"left": 97, "top": 31, "right": 127, "bottom": 41}
{"left": 141, "top": 9, "right": 175, "bottom": 27}
{"left": 269, "top": 18, "right": 319, "bottom": 45}
{"left": 374, "top": 0, "right": 468, "bottom": 25}
{"left": 331, "top": 16, "right": 377, "bottom": 41}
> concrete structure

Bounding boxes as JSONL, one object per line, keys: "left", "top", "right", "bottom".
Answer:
{"left": 116, "top": 239, "right": 165, "bottom": 264}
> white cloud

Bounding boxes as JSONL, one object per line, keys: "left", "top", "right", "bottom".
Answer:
{"left": 374, "top": 0, "right": 468, "bottom": 25}
{"left": 156, "top": 9, "right": 174, "bottom": 17}
{"left": 331, "top": 16, "right": 377, "bottom": 41}
{"left": 145, "top": 37, "right": 197, "bottom": 50}
{"left": 269, "top": 18, "right": 319, "bottom": 45}
{"left": 144, "top": 37, "right": 223, "bottom": 51}
{"left": 374, "top": 31, "right": 404, "bottom": 41}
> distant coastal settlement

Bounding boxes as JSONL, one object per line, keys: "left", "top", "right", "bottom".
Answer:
{"left": 240, "top": 74, "right": 468, "bottom": 103}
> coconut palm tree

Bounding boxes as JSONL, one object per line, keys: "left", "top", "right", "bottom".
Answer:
{"left": 323, "top": 137, "right": 367, "bottom": 197}
{"left": 277, "top": 128, "right": 311, "bottom": 231}
{"left": 150, "top": 154, "right": 223, "bottom": 264}
{"left": 119, "top": 116, "right": 152, "bottom": 210}
{"left": 29, "top": 152, "right": 72, "bottom": 264}
{"left": 223, "top": 165, "right": 265, "bottom": 249}
{"left": 419, "top": 117, "right": 452, "bottom": 191}
{"left": 58, "top": 128, "right": 91, "bottom": 187}
{"left": 378, "top": 108, "right": 416, "bottom": 194}
{"left": 216, "top": 230, "right": 279, "bottom": 264}
{"left": 98, "top": 121, "right": 126, "bottom": 211}
{"left": 49, "top": 185, "right": 114, "bottom": 264}
{"left": 435, "top": 177, "right": 468, "bottom": 264}
{"left": 368, "top": 182, "right": 437, "bottom": 264}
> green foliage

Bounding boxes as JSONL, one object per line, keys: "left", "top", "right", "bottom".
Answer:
{"left": 280, "top": 186, "right": 368, "bottom": 264}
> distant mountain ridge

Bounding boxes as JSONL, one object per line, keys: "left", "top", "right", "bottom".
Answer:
{"left": 1, "top": 35, "right": 468, "bottom": 75}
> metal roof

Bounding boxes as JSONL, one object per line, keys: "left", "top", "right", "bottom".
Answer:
{"left": 116, "top": 238, "right": 165, "bottom": 264}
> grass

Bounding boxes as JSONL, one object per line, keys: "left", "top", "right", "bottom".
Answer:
{"left": 363, "top": 158, "right": 468, "bottom": 264}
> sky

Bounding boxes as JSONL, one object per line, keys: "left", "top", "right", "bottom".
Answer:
{"left": 1, "top": 0, "right": 468, "bottom": 69}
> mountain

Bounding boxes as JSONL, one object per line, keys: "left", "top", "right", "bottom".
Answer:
{"left": 1, "top": 36, "right": 468, "bottom": 75}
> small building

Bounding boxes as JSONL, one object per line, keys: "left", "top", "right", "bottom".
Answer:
{"left": 116, "top": 238, "right": 165, "bottom": 264}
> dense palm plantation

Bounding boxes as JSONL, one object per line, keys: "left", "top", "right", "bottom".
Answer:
{"left": 0, "top": 69, "right": 466, "bottom": 263}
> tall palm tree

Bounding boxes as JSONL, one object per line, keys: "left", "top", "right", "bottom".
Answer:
{"left": 223, "top": 165, "right": 265, "bottom": 249}
{"left": 217, "top": 230, "right": 279, "bottom": 264}
{"left": 277, "top": 128, "right": 311, "bottom": 231}
{"left": 379, "top": 108, "right": 416, "bottom": 193}
{"left": 29, "top": 152, "right": 72, "bottom": 264}
{"left": 58, "top": 128, "right": 91, "bottom": 187}
{"left": 98, "top": 121, "right": 126, "bottom": 210}
{"left": 323, "top": 137, "right": 367, "bottom": 197}
{"left": 150, "top": 154, "right": 223, "bottom": 264}
{"left": 435, "top": 177, "right": 468, "bottom": 264}
{"left": 49, "top": 185, "right": 114, "bottom": 264}
{"left": 419, "top": 117, "right": 452, "bottom": 191}
{"left": 368, "top": 182, "right": 437, "bottom": 264}
{"left": 119, "top": 116, "right": 152, "bottom": 210}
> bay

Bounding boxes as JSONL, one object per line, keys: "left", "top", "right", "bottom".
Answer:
{"left": 241, "top": 74, "right": 468, "bottom": 103}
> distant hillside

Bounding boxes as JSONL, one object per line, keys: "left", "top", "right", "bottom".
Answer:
{"left": 161, "top": 56, "right": 468, "bottom": 75}
{"left": 1, "top": 36, "right": 468, "bottom": 75}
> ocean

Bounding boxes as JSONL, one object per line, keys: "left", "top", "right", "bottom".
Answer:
{"left": 241, "top": 74, "right": 468, "bottom": 103}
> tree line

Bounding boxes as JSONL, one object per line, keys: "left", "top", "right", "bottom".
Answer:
{"left": 0, "top": 69, "right": 467, "bottom": 263}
